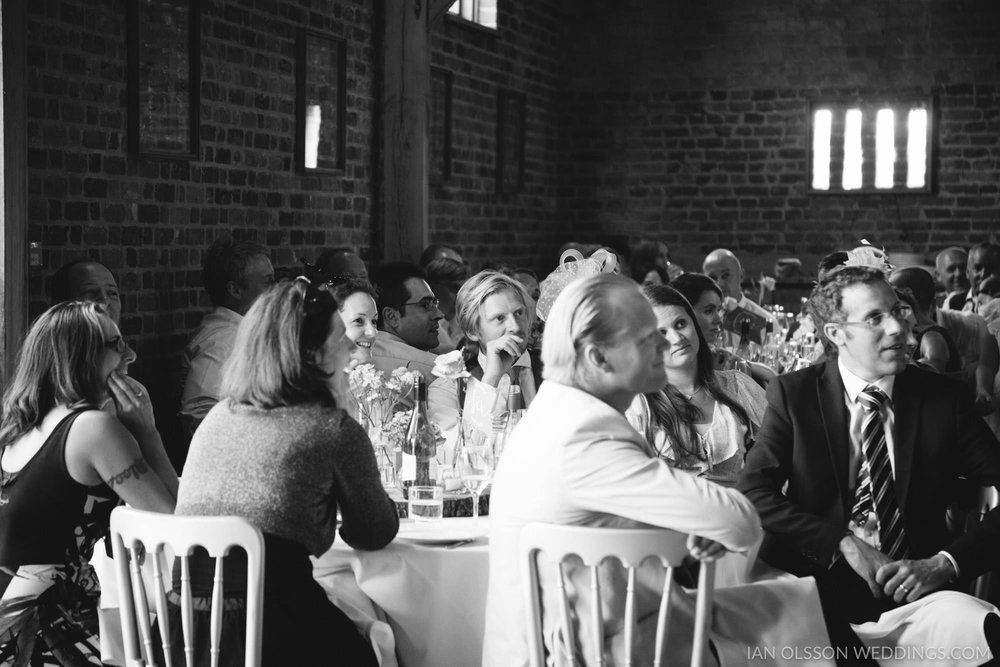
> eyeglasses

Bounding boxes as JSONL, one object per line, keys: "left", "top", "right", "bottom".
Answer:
{"left": 834, "top": 303, "right": 913, "bottom": 331}
{"left": 105, "top": 336, "right": 128, "bottom": 354}
{"left": 400, "top": 297, "right": 440, "bottom": 313}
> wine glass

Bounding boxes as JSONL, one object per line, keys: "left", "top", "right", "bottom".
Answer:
{"left": 455, "top": 428, "right": 495, "bottom": 524}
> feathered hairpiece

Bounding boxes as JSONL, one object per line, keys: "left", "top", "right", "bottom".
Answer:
{"left": 535, "top": 248, "right": 620, "bottom": 321}
{"left": 843, "top": 240, "right": 893, "bottom": 273}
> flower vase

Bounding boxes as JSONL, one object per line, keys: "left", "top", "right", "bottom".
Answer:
{"left": 369, "top": 427, "right": 397, "bottom": 490}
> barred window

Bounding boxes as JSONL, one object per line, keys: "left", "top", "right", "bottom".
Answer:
{"left": 448, "top": 0, "right": 497, "bottom": 29}
{"left": 809, "top": 99, "right": 933, "bottom": 194}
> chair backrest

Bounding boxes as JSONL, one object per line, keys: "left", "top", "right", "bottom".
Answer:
{"left": 519, "top": 523, "right": 715, "bottom": 667}
{"left": 110, "top": 506, "right": 265, "bottom": 667}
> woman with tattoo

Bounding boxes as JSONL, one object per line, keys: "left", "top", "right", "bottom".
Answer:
{"left": 170, "top": 278, "right": 398, "bottom": 666}
{"left": 0, "top": 301, "right": 178, "bottom": 657}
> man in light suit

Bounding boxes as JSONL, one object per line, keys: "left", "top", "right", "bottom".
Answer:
{"left": 738, "top": 265, "right": 1000, "bottom": 663}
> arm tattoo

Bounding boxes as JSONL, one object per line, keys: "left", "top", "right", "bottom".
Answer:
{"left": 104, "top": 456, "right": 150, "bottom": 488}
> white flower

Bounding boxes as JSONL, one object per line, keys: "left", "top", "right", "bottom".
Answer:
{"left": 432, "top": 350, "right": 470, "bottom": 379}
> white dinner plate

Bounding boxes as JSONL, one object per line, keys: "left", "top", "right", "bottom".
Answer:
{"left": 395, "top": 519, "right": 488, "bottom": 545}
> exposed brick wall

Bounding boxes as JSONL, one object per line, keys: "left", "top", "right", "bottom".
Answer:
{"left": 23, "top": 0, "right": 565, "bottom": 442}
{"left": 25, "top": 0, "right": 379, "bottom": 434}
{"left": 429, "top": 2, "right": 564, "bottom": 276}
{"left": 559, "top": 0, "right": 1000, "bottom": 278}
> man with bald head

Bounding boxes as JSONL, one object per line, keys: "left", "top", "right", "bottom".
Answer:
{"left": 702, "top": 248, "right": 776, "bottom": 326}
{"left": 310, "top": 246, "right": 368, "bottom": 281}
{"left": 936, "top": 247, "right": 970, "bottom": 311}
{"left": 51, "top": 258, "right": 137, "bottom": 371}
{"left": 963, "top": 242, "right": 1000, "bottom": 314}
{"left": 419, "top": 243, "right": 466, "bottom": 270}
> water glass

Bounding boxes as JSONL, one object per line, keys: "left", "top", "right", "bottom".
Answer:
{"left": 408, "top": 485, "right": 444, "bottom": 522}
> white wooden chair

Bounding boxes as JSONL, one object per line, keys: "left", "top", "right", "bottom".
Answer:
{"left": 109, "top": 506, "right": 266, "bottom": 667}
{"left": 520, "top": 523, "right": 716, "bottom": 667}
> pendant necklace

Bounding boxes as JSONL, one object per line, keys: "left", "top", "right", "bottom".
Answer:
{"left": 682, "top": 385, "right": 704, "bottom": 401}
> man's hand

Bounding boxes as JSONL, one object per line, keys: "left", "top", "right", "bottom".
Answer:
{"left": 839, "top": 534, "right": 893, "bottom": 598}
{"left": 687, "top": 534, "right": 728, "bottom": 562}
{"left": 480, "top": 333, "right": 525, "bottom": 386}
{"left": 875, "top": 553, "right": 956, "bottom": 605}
{"left": 108, "top": 372, "right": 156, "bottom": 437}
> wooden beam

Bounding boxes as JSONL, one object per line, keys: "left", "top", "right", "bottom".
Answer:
{"left": 429, "top": 0, "right": 454, "bottom": 23}
{"left": 1, "top": 0, "right": 28, "bottom": 385}
{"left": 379, "top": 0, "right": 429, "bottom": 263}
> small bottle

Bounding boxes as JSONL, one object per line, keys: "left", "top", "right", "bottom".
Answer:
{"left": 401, "top": 376, "right": 437, "bottom": 491}
{"left": 506, "top": 370, "right": 524, "bottom": 416}
{"left": 761, "top": 321, "right": 780, "bottom": 371}
{"left": 735, "top": 320, "right": 758, "bottom": 363}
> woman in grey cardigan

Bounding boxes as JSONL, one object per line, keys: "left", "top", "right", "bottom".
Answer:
{"left": 172, "top": 278, "right": 399, "bottom": 666}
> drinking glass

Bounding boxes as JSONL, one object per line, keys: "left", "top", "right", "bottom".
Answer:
{"left": 408, "top": 486, "right": 444, "bottom": 522}
{"left": 455, "top": 429, "right": 495, "bottom": 524}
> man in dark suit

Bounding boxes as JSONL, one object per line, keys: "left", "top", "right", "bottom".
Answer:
{"left": 738, "top": 265, "right": 1000, "bottom": 661}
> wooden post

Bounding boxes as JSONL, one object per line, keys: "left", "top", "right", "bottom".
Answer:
{"left": 1, "top": 0, "right": 28, "bottom": 385}
{"left": 379, "top": 0, "right": 430, "bottom": 263}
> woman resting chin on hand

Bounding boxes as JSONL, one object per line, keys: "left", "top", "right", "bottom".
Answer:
{"left": 0, "top": 301, "right": 178, "bottom": 658}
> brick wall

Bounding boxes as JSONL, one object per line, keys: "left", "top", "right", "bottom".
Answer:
{"left": 429, "top": 2, "right": 564, "bottom": 276}
{"left": 27, "top": 0, "right": 378, "bottom": 366}
{"left": 23, "top": 0, "right": 565, "bottom": 439}
{"left": 559, "top": 0, "right": 1000, "bottom": 278}
{"left": 22, "top": 0, "right": 1000, "bottom": 430}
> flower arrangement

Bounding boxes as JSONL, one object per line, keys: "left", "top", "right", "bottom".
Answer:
{"left": 347, "top": 363, "right": 422, "bottom": 434}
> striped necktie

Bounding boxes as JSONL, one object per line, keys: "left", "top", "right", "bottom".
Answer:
{"left": 850, "top": 385, "right": 909, "bottom": 560}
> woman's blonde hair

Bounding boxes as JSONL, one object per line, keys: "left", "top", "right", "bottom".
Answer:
{"left": 0, "top": 301, "right": 109, "bottom": 448}
{"left": 221, "top": 279, "right": 341, "bottom": 409}
{"left": 541, "top": 273, "right": 638, "bottom": 385}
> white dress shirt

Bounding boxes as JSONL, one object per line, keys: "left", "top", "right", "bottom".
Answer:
{"left": 180, "top": 307, "right": 242, "bottom": 420}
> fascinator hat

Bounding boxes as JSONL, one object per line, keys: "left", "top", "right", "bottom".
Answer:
{"left": 841, "top": 239, "right": 893, "bottom": 274}
{"left": 535, "top": 248, "right": 620, "bottom": 321}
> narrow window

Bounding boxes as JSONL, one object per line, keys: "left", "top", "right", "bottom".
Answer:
{"left": 875, "top": 109, "right": 895, "bottom": 189}
{"left": 906, "top": 108, "right": 928, "bottom": 189}
{"left": 842, "top": 109, "right": 863, "bottom": 191}
{"left": 811, "top": 109, "right": 832, "bottom": 190}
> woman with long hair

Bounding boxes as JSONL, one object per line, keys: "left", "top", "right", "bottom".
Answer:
{"left": 670, "top": 272, "right": 776, "bottom": 389}
{"left": 629, "top": 284, "right": 767, "bottom": 485}
{"left": 0, "top": 301, "right": 178, "bottom": 660}
{"left": 173, "top": 278, "right": 398, "bottom": 666}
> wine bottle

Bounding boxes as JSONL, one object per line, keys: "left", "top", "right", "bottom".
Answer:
{"left": 403, "top": 376, "right": 437, "bottom": 489}
{"left": 735, "top": 319, "right": 754, "bottom": 361}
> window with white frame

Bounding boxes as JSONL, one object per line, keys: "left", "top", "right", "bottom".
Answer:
{"left": 809, "top": 99, "right": 933, "bottom": 194}
{"left": 448, "top": 0, "right": 497, "bottom": 29}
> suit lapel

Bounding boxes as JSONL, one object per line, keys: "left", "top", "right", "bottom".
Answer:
{"left": 889, "top": 367, "right": 919, "bottom": 509}
{"left": 817, "top": 363, "right": 852, "bottom": 511}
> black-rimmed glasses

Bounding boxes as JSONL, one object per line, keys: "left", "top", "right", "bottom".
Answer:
{"left": 105, "top": 336, "right": 128, "bottom": 354}
{"left": 400, "top": 297, "right": 440, "bottom": 313}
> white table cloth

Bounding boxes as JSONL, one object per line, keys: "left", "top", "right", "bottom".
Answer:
{"left": 312, "top": 517, "right": 490, "bottom": 667}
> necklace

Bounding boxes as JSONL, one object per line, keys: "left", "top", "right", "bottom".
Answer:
{"left": 681, "top": 385, "right": 704, "bottom": 401}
